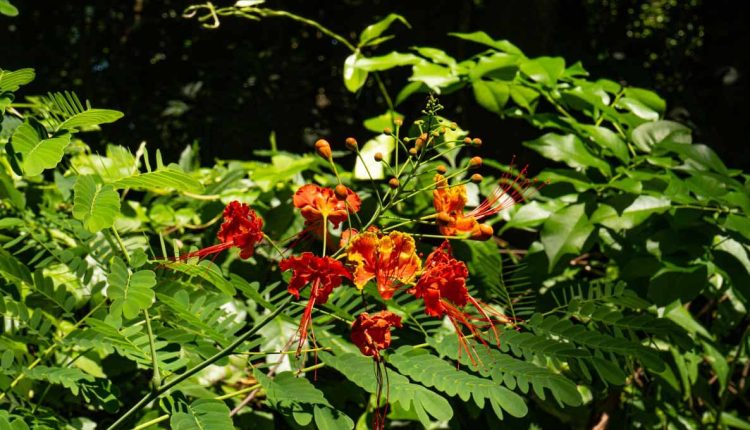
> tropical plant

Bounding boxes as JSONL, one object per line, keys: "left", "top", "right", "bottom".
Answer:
{"left": 1, "top": 2, "right": 749, "bottom": 429}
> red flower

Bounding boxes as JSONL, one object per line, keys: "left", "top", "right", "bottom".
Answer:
{"left": 410, "top": 241, "right": 509, "bottom": 364}
{"left": 279, "top": 252, "right": 352, "bottom": 353}
{"left": 293, "top": 184, "right": 361, "bottom": 237}
{"left": 350, "top": 311, "right": 402, "bottom": 359}
{"left": 177, "top": 201, "right": 264, "bottom": 260}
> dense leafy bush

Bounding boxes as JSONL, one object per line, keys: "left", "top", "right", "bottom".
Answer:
{"left": 2, "top": 3, "right": 749, "bottom": 429}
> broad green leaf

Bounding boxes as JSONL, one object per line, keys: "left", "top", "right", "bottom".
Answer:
{"left": 0, "top": 68, "right": 34, "bottom": 91}
{"left": 591, "top": 196, "right": 671, "bottom": 230}
{"left": 353, "top": 52, "right": 422, "bottom": 71}
{"left": 658, "top": 141, "right": 729, "bottom": 175}
{"left": 509, "top": 84, "right": 539, "bottom": 110}
{"left": 112, "top": 165, "right": 204, "bottom": 193}
{"left": 72, "top": 175, "right": 121, "bottom": 232}
{"left": 359, "top": 13, "right": 410, "bottom": 45}
{"left": 106, "top": 257, "right": 155, "bottom": 319}
{"left": 409, "top": 62, "right": 459, "bottom": 92}
{"left": 702, "top": 342, "right": 729, "bottom": 394}
{"left": 724, "top": 214, "right": 750, "bottom": 241}
{"left": 578, "top": 124, "right": 629, "bottom": 162}
{"left": 524, "top": 133, "right": 611, "bottom": 176}
{"left": 413, "top": 47, "right": 457, "bottom": 67}
{"left": 58, "top": 109, "right": 123, "bottom": 131}
{"left": 353, "top": 134, "right": 394, "bottom": 180}
{"left": 721, "top": 413, "right": 750, "bottom": 430}
{"left": 541, "top": 203, "right": 594, "bottom": 270}
{"left": 0, "top": 0, "right": 18, "bottom": 17}
{"left": 649, "top": 264, "right": 708, "bottom": 305}
{"left": 343, "top": 52, "right": 369, "bottom": 93}
{"left": 449, "top": 31, "right": 523, "bottom": 55}
{"left": 363, "top": 110, "right": 404, "bottom": 133}
{"left": 520, "top": 57, "right": 565, "bottom": 87}
{"left": 171, "top": 399, "right": 234, "bottom": 430}
{"left": 469, "top": 53, "right": 519, "bottom": 81}
{"left": 624, "top": 87, "right": 665, "bottom": 116}
{"left": 10, "top": 121, "right": 71, "bottom": 176}
{"left": 472, "top": 80, "right": 510, "bottom": 113}
{"left": 631, "top": 120, "right": 691, "bottom": 153}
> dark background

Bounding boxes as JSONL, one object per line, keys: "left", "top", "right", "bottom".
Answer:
{"left": 2, "top": 0, "right": 748, "bottom": 169}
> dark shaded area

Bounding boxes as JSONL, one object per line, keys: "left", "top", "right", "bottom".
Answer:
{"left": 2, "top": 0, "right": 748, "bottom": 168}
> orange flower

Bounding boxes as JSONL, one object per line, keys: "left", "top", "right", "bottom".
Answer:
{"left": 410, "top": 241, "right": 510, "bottom": 365}
{"left": 432, "top": 162, "right": 539, "bottom": 240}
{"left": 177, "top": 201, "right": 264, "bottom": 260}
{"left": 293, "top": 184, "right": 361, "bottom": 236}
{"left": 279, "top": 252, "right": 352, "bottom": 354}
{"left": 345, "top": 231, "right": 421, "bottom": 300}
{"left": 350, "top": 311, "right": 402, "bottom": 359}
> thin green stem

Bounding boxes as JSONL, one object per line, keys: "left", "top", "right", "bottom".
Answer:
{"left": 143, "top": 309, "right": 161, "bottom": 388}
{"left": 132, "top": 414, "right": 170, "bottom": 430}
{"left": 110, "top": 226, "right": 131, "bottom": 265}
{"left": 106, "top": 296, "right": 292, "bottom": 430}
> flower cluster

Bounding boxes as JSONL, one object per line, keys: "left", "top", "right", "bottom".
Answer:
{"left": 169, "top": 102, "right": 540, "bottom": 429}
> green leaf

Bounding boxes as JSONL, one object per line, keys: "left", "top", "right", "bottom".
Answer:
{"left": 163, "top": 260, "right": 236, "bottom": 296}
{"left": 0, "top": 68, "right": 34, "bottom": 91}
{"left": 524, "top": 133, "right": 611, "bottom": 176}
{"left": 171, "top": 399, "right": 235, "bottom": 430}
{"left": 343, "top": 52, "right": 369, "bottom": 93}
{"left": 591, "top": 196, "right": 671, "bottom": 230}
{"left": 624, "top": 87, "right": 665, "bottom": 116}
{"left": 725, "top": 214, "right": 750, "bottom": 241}
{"left": 658, "top": 141, "right": 729, "bottom": 175}
{"left": 106, "top": 257, "right": 156, "bottom": 320}
{"left": 649, "top": 264, "right": 708, "bottom": 305}
{"left": 0, "top": 247, "right": 32, "bottom": 287}
{"left": 23, "top": 365, "right": 94, "bottom": 396}
{"left": 472, "top": 80, "right": 510, "bottom": 113}
{"left": 112, "top": 165, "right": 204, "bottom": 193}
{"left": 354, "top": 52, "right": 422, "bottom": 71}
{"left": 519, "top": 57, "right": 565, "bottom": 87}
{"left": 578, "top": 124, "right": 629, "bottom": 162}
{"left": 72, "top": 175, "right": 121, "bottom": 232}
{"left": 255, "top": 370, "right": 353, "bottom": 429}
{"left": 702, "top": 342, "right": 729, "bottom": 394}
{"left": 468, "top": 53, "right": 519, "bottom": 81}
{"left": 449, "top": 31, "right": 523, "bottom": 55}
{"left": 541, "top": 203, "right": 594, "bottom": 270}
{"left": 363, "top": 110, "right": 404, "bottom": 133}
{"left": 359, "top": 13, "right": 410, "bottom": 45}
{"left": 391, "top": 349, "right": 528, "bottom": 419}
{"left": 631, "top": 120, "right": 691, "bottom": 153}
{"left": 10, "top": 120, "right": 71, "bottom": 176}
{"left": 353, "top": 134, "right": 394, "bottom": 180}
{"left": 509, "top": 84, "right": 539, "bottom": 110}
{"left": 409, "top": 62, "right": 460, "bottom": 92}
{"left": 58, "top": 109, "right": 123, "bottom": 131}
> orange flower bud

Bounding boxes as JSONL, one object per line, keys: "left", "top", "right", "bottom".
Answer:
{"left": 408, "top": 147, "right": 418, "bottom": 157}
{"left": 374, "top": 152, "right": 384, "bottom": 162}
{"left": 419, "top": 133, "right": 428, "bottom": 141}
{"left": 473, "top": 223, "right": 494, "bottom": 241}
{"left": 315, "top": 139, "right": 332, "bottom": 160}
{"left": 415, "top": 138, "right": 425, "bottom": 150}
{"left": 471, "top": 173, "right": 483, "bottom": 183}
{"left": 388, "top": 178, "right": 400, "bottom": 189}
{"left": 469, "top": 156, "right": 483, "bottom": 169}
{"left": 334, "top": 184, "right": 349, "bottom": 200}
{"left": 436, "top": 165, "right": 447, "bottom": 174}
{"left": 345, "top": 137, "right": 358, "bottom": 151}
{"left": 436, "top": 212, "right": 453, "bottom": 225}
{"left": 463, "top": 137, "right": 472, "bottom": 145}
{"left": 383, "top": 127, "right": 393, "bottom": 135}
{"left": 394, "top": 118, "right": 403, "bottom": 126}
{"left": 472, "top": 137, "right": 483, "bottom": 148}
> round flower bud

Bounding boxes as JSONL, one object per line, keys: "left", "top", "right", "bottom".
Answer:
{"left": 345, "top": 137, "right": 358, "bottom": 151}
{"left": 334, "top": 184, "right": 349, "bottom": 200}
{"left": 474, "top": 223, "right": 494, "bottom": 241}
{"left": 436, "top": 165, "right": 447, "bottom": 174}
{"left": 463, "top": 137, "right": 472, "bottom": 145}
{"left": 469, "top": 156, "right": 483, "bottom": 169}
{"left": 450, "top": 122, "right": 457, "bottom": 130}
{"left": 374, "top": 152, "right": 384, "bottom": 162}
{"left": 315, "top": 139, "right": 332, "bottom": 160}
{"left": 388, "top": 178, "right": 400, "bottom": 189}
{"left": 394, "top": 118, "right": 403, "bottom": 126}
{"left": 470, "top": 173, "right": 483, "bottom": 183}
{"left": 472, "top": 137, "right": 483, "bottom": 148}
{"left": 440, "top": 126, "right": 447, "bottom": 134}
{"left": 408, "top": 147, "right": 418, "bottom": 157}
{"left": 383, "top": 127, "right": 393, "bottom": 135}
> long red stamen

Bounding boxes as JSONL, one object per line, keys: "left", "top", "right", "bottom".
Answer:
{"left": 297, "top": 279, "right": 319, "bottom": 356}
